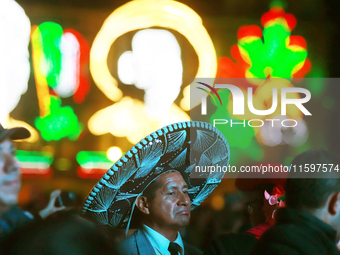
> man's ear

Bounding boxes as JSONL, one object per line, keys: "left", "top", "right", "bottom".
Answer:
{"left": 328, "top": 192, "right": 340, "bottom": 215}
{"left": 135, "top": 196, "right": 150, "bottom": 215}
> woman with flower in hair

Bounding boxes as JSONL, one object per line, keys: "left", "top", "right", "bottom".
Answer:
{"left": 204, "top": 163, "right": 288, "bottom": 255}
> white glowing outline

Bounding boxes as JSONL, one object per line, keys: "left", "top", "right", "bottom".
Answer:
{"left": 90, "top": 0, "right": 217, "bottom": 110}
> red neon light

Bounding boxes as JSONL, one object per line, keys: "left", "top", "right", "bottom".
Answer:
{"left": 21, "top": 167, "right": 53, "bottom": 179}
{"left": 237, "top": 25, "right": 262, "bottom": 40}
{"left": 289, "top": 35, "right": 307, "bottom": 50}
{"left": 293, "top": 58, "right": 311, "bottom": 79}
{"left": 63, "top": 29, "right": 90, "bottom": 104}
{"left": 261, "top": 6, "right": 296, "bottom": 31}
{"left": 77, "top": 166, "right": 107, "bottom": 179}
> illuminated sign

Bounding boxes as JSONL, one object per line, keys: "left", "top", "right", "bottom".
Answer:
{"left": 0, "top": 0, "right": 38, "bottom": 142}
{"left": 238, "top": 6, "right": 310, "bottom": 79}
{"left": 89, "top": 0, "right": 217, "bottom": 144}
{"left": 76, "top": 151, "right": 115, "bottom": 179}
{"left": 34, "top": 97, "right": 82, "bottom": 141}
{"left": 31, "top": 22, "right": 89, "bottom": 141}
{"left": 17, "top": 150, "right": 53, "bottom": 178}
{"left": 206, "top": 4, "right": 311, "bottom": 150}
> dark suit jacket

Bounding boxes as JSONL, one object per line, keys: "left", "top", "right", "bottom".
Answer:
{"left": 203, "top": 233, "right": 258, "bottom": 255}
{"left": 250, "top": 208, "right": 340, "bottom": 255}
{"left": 0, "top": 205, "right": 33, "bottom": 238}
{"left": 117, "top": 229, "right": 202, "bottom": 255}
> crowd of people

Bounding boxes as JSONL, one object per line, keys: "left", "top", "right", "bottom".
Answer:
{"left": 1, "top": 121, "right": 340, "bottom": 255}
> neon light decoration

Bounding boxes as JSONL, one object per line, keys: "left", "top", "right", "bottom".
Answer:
{"left": 107, "top": 146, "right": 123, "bottom": 162}
{"left": 89, "top": 0, "right": 217, "bottom": 144}
{"left": 31, "top": 22, "right": 89, "bottom": 140}
{"left": 217, "top": 6, "right": 311, "bottom": 80}
{"left": 32, "top": 23, "right": 90, "bottom": 103}
{"left": 76, "top": 151, "right": 115, "bottom": 179}
{"left": 214, "top": 3, "right": 311, "bottom": 147}
{"left": 0, "top": 0, "right": 38, "bottom": 142}
{"left": 16, "top": 150, "right": 53, "bottom": 178}
{"left": 118, "top": 29, "right": 184, "bottom": 119}
{"left": 90, "top": 0, "right": 216, "bottom": 110}
{"left": 34, "top": 96, "right": 82, "bottom": 141}
{"left": 89, "top": 96, "right": 189, "bottom": 144}
{"left": 238, "top": 6, "right": 310, "bottom": 79}
{"left": 217, "top": 45, "right": 250, "bottom": 79}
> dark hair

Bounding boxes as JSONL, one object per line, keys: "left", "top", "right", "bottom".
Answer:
{"left": 253, "top": 183, "right": 277, "bottom": 194}
{"left": 142, "top": 176, "right": 163, "bottom": 200}
{"left": 141, "top": 170, "right": 181, "bottom": 199}
{"left": 286, "top": 149, "right": 340, "bottom": 209}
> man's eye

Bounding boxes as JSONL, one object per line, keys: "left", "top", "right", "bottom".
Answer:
{"left": 168, "top": 192, "right": 175, "bottom": 195}
{"left": 183, "top": 190, "right": 189, "bottom": 194}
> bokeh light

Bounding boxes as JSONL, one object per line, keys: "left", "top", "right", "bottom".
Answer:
{"left": 107, "top": 146, "right": 123, "bottom": 162}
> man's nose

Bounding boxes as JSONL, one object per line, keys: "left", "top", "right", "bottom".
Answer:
{"left": 4, "top": 155, "right": 20, "bottom": 173}
{"left": 178, "top": 191, "right": 190, "bottom": 206}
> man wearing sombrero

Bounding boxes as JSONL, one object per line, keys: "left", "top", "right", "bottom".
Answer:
{"left": 0, "top": 124, "right": 65, "bottom": 237}
{"left": 83, "top": 121, "right": 230, "bottom": 255}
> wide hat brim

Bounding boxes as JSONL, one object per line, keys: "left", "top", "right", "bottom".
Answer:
{"left": 0, "top": 125, "right": 31, "bottom": 142}
{"left": 82, "top": 121, "right": 230, "bottom": 229}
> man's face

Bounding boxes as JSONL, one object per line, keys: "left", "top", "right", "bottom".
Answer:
{"left": 147, "top": 171, "right": 191, "bottom": 230}
{"left": 0, "top": 139, "right": 21, "bottom": 206}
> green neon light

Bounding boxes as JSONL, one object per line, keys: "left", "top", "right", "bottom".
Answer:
{"left": 239, "top": 23, "right": 307, "bottom": 78}
{"left": 76, "top": 151, "right": 114, "bottom": 166}
{"left": 308, "top": 66, "right": 326, "bottom": 97}
{"left": 16, "top": 150, "right": 53, "bottom": 165}
{"left": 269, "top": 0, "right": 287, "bottom": 9}
{"left": 37, "top": 22, "right": 63, "bottom": 88}
{"left": 35, "top": 96, "right": 82, "bottom": 141}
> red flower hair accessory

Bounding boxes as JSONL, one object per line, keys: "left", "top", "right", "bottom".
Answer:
{"left": 264, "top": 185, "right": 286, "bottom": 207}
{"left": 264, "top": 185, "right": 286, "bottom": 221}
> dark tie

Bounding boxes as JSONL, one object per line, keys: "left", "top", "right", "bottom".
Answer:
{"left": 168, "top": 242, "right": 181, "bottom": 255}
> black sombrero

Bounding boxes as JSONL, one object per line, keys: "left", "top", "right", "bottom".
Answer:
{"left": 82, "top": 121, "right": 230, "bottom": 230}
{"left": 0, "top": 124, "right": 30, "bottom": 142}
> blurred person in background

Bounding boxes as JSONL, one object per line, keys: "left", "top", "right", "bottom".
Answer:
{"left": 1, "top": 210, "right": 116, "bottom": 255}
{"left": 250, "top": 149, "right": 340, "bottom": 255}
{"left": 0, "top": 124, "right": 65, "bottom": 238}
{"left": 204, "top": 163, "right": 288, "bottom": 255}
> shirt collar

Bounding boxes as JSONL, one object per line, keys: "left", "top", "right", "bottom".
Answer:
{"left": 142, "top": 224, "right": 184, "bottom": 255}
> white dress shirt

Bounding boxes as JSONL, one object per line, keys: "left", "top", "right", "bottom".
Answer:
{"left": 142, "top": 224, "right": 184, "bottom": 255}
